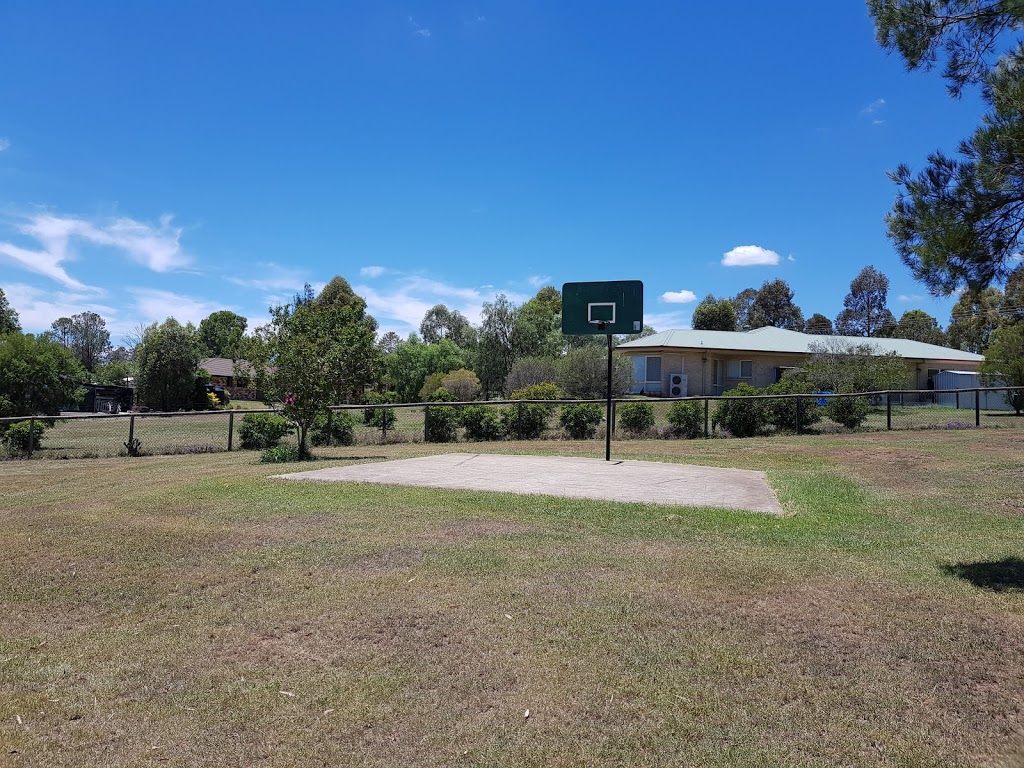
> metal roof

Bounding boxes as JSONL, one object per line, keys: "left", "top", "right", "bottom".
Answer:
{"left": 616, "top": 326, "right": 984, "bottom": 362}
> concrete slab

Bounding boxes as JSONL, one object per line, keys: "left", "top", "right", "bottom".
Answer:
{"left": 274, "top": 453, "right": 785, "bottom": 515}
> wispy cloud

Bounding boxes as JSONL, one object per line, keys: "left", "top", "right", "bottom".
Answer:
{"left": 360, "top": 265, "right": 387, "bottom": 278}
{"left": 722, "top": 245, "right": 780, "bottom": 267}
{"left": 129, "top": 288, "right": 234, "bottom": 328}
{"left": 527, "top": 274, "right": 552, "bottom": 288}
{"left": 0, "top": 138, "right": 10, "bottom": 152}
{"left": 787, "top": 254, "right": 796, "bottom": 262}
{"left": 643, "top": 310, "right": 689, "bottom": 332}
{"left": 897, "top": 294, "right": 923, "bottom": 302}
{"left": 659, "top": 289, "right": 697, "bottom": 304}
{"left": 0, "top": 211, "right": 190, "bottom": 289}
{"left": 862, "top": 98, "right": 886, "bottom": 114}
{"left": 227, "top": 263, "right": 310, "bottom": 293}
{"left": 409, "top": 16, "right": 431, "bottom": 37}
{"left": 1, "top": 282, "right": 117, "bottom": 335}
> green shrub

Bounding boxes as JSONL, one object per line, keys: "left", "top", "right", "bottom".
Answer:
{"left": 825, "top": 395, "right": 871, "bottom": 429}
{"left": 460, "top": 405, "right": 505, "bottom": 441}
{"left": 260, "top": 445, "right": 303, "bottom": 463}
{"left": 311, "top": 410, "right": 355, "bottom": 446}
{"left": 764, "top": 377, "right": 821, "bottom": 432}
{"left": 2, "top": 420, "right": 47, "bottom": 453}
{"left": 239, "top": 413, "right": 293, "bottom": 450}
{"left": 429, "top": 387, "right": 456, "bottom": 402}
{"left": 425, "top": 401, "right": 460, "bottom": 442}
{"left": 504, "top": 383, "right": 560, "bottom": 440}
{"left": 559, "top": 402, "right": 604, "bottom": 439}
{"left": 617, "top": 402, "right": 655, "bottom": 436}
{"left": 369, "top": 407, "right": 397, "bottom": 432}
{"left": 666, "top": 400, "right": 703, "bottom": 438}
{"left": 713, "top": 382, "right": 767, "bottom": 437}
{"left": 362, "top": 391, "right": 393, "bottom": 425}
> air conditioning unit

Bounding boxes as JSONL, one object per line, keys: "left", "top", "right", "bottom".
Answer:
{"left": 668, "top": 372, "right": 687, "bottom": 397}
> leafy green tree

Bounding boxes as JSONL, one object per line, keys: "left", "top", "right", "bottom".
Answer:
{"left": 504, "top": 356, "right": 560, "bottom": 394}
{"left": 477, "top": 294, "right": 518, "bottom": 397}
{"left": 691, "top": 294, "right": 738, "bottom": 331}
{"left": 513, "top": 287, "right": 563, "bottom": 359}
{"left": 557, "top": 346, "right": 634, "bottom": 400}
{"left": 198, "top": 310, "right": 247, "bottom": 357}
{"left": 618, "top": 325, "right": 658, "bottom": 343}
{"left": 804, "top": 312, "right": 834, "bottom": 335}
{"left": 0, "top": 288, "right": 20, "bottom": 335}
{"left": 0, "top": 333, "right": 86, "bottom": 416}
{"left": 135, "top": 319, "right": 204, "bottom": 411}
{"left": 315, "top": 276, "right": 362, "bottom": 311}
{"left": 947, "top": 287, "right": 1003, "bottom": 352}
{"left": 981, "top": 322, "right": 1024, "bottom": 414}
{"left": 869, "top": 1, "right": 1024, "bottom": 294}
{"left": 48, "top": 312, "right": 111, "bottom": 372}
{"left": 419, "top": 304, "right": 475, "bottom": 347}
{"left": 1001, "top": 266, "right": 1024, "bottom": 324}
{"left": 879, "top": 309, "right": 947, "bottom": 345}
{"left": 385, "top": 337, "right": 466, "bottom": 402}
{"left": 835, "top": 266, "right": 896, "bottom": 336}
{"left": 803, "top": 339, "right": 912, "bottom": 393}
{"left": 730, "top": 287, "right": 759, "bottom": 329}
{"left": 377, "top": 330, "right": 401, "bottom": 355}
{"left": 94, "top": 359, "right": 136, "bottom": 387}
{"left": 246, "top": 285, "right": 382, "bottom": 457}
{"left": 749, "top": 279, "right": 804, "bottom": 330}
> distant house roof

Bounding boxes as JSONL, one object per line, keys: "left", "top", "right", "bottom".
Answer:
{"left": 616, "top": 326, "right": 984, "bottom": 364}
{"left": 200, "top": 357, "right": 253, "bottom": 378}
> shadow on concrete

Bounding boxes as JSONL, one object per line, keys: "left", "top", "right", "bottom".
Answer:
{"left": 943, "top": 557, "right": 1024, "bottom": 592}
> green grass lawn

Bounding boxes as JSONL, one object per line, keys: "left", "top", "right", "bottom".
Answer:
{"left": 1, "top": 432, "right": 1023, "bottom": 766}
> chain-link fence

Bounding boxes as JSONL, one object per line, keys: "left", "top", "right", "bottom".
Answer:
{"left": 1, "top": 387, "right": 1021, "bottom": 459}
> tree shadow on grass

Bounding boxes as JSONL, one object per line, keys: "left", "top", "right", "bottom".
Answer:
{"left": 943, "top": 557, "right": 1024, "bottom": 592}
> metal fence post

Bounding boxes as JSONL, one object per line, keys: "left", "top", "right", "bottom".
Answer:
{"left": 886, "top": 392, "right": 892, "bottom": 431}
{"left": 28, "top": 417, "right": 35, "bottom": 458}
{"left": 326, "top": 410, "right": 334, "bottom": 447}
{"left": 796, "top": 396, "right": 802, "bottom": 435}
{"left": 610, "top": 401, "right": 617, "bottom": 435}
{"left": 227, "top": 411, "right": 234, "bottom": 451}
{"left": 128, "top": 414, "right": 136, "bottom": 450}
{"left": 956, "top": 390, "right": 960, "bottom": 410}
{"left": 704, "top": 398, "right": 709, "bottom": 438}
{"left": 975, "top": 389, "right": 981, "bottom": 427}
{"left": 423, "top": 406, "right": 430, "bottom": 443}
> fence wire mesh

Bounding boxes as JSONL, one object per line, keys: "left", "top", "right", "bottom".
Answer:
{"left": 1, "top": 387, "right": 1021, "bottom": 459}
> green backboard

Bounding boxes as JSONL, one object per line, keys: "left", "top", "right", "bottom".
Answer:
{"left": 561, "top": 280, "right": 644, "bottom": 335}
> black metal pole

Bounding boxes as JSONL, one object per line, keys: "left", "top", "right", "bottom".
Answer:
{"left": 227, "top": 411, "right": 234, "bottom": 451}
{"left": 886, "top": 392, "right": 892, "bottom": 431}
{"left": 975, "top": 389, "right": 981, "bottom": 427}
{"left": 605, "top": 333, "right": 613, "bottom": 461}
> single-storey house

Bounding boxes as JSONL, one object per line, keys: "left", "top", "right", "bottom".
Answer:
{"left": 615, "top": 326, "right": 985, "bottom": 397}
{"left": 200, "top": 357, "right": 253, "bottom": 389}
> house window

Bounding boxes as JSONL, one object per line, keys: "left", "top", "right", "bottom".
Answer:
{"left": 727, "top": 360, "right": 753, "bottom": 379}
{"left": 645, "top": 356, "right": 662, "bottom": 385}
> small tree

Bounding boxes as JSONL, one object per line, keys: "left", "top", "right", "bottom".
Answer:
{"left": 0, "top": 333, "right": 86, "bottom": 417}
{"left": 691, "top": 294, "right": 738, "bottom": 331}
{"left": 441, "top": 368, "right": 481, "bottom": 401}
{"left": 714, "top": 382, "right": 767, "bottom": 437}
{"left": 803, "top": 339, "right": 911, "bottom": 393}
{"left": 666, "top": 400, "right": 703, "bottom": 438}
{"left": 504, "top": 356, "right": 560, "bottom": 393}
{"left": 136, "top": 319, "right": 203, "bottom": 411}
{"left": 246, "top": 283, "right": 381, "bottom": 457}
{"left": 981, "top": 323, "right": 1024, "bottom": 415}
{"left": 558, "top": 346, "right": 634, "bottom": 399}
{"left": 559, "top": 402, "right": 603, "bottom": 439}
{"left": 617, "top": 402, "right": 655, "bottom": 436}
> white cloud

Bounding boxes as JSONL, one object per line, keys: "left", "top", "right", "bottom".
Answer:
{"left": 409, "top": 16, "right": 431, "bottom": 37}
{"left": 0, "top": 211, "right": 190, "bottom": 288}
{"left": 0, "top": 138, "right": 10, "bottom": 152}
{"left": 897, "top": 294, "right": 923, "bottom": 302}
{"left": 659, "top": 289, "right": 697, "bottom": 304}
{"left": 1, "top": 282, "right": 117, "bottom": 335}
{"left": 360, "top": 265, "right": 387, "bottom": 278}
{"left": 643, "top": 311, "right": 689, "bottom": 332}
{"left": 527, "top": 274, "right": 552, "bottom": 288}
{"left": 787, "top": 255, "right": 796, "bottom": 262}
{"left": 862, "top": 98, "right": 886, "bottom": 113}
{"left": 722, "top": 245, "right": 780, "bottom": 267}
{"left": 129, "top": 288, "right": 233, "bottom": 328}
{"left": 227, "top": 263, "right": 309, "bottom": 293}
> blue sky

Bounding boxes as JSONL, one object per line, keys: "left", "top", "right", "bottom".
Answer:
{"left": 0, "top": 1, "right": 990, "bottom": 343}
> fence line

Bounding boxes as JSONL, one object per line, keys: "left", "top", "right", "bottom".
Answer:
{"left": 1, "top": 386, "right": 1021, "bottom": 459}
